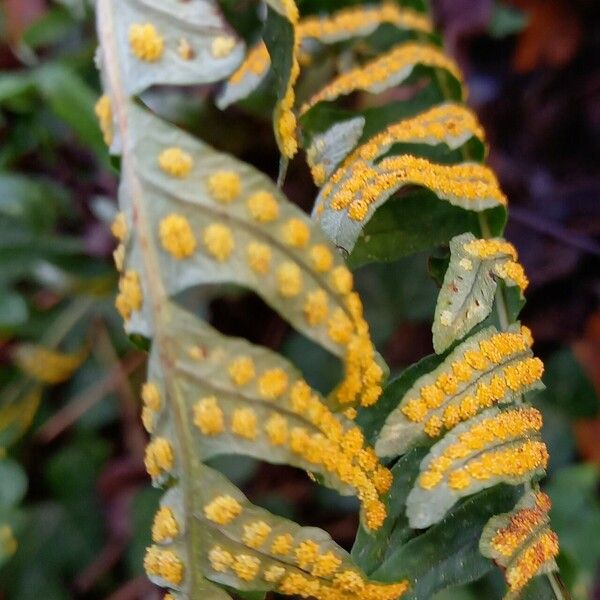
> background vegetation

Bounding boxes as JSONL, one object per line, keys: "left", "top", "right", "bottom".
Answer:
{"left": 0, "top": 0, "right": 598, "bottom": 598}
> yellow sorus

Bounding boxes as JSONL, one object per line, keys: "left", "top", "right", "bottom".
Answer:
{"left": 271, "top": 533, "right": 294, "bottom": 555}
{"left": 115, "top": 270, "right": 143, "bottom": 321}
{"left": 111, "top": 212, "right": 127, "bottom": 241}
{"left": 298, "top": 3, "right": 432, "bottom": 42}
{"left": 303, "top": 289, "right": 329, "bottom": 326}
{"left": 281, "top": 218, "right": 310, "bottom": 248}
{"left": 142, "top": 383, "right": 161, "bottom": 411}
{"left": 94, "top": 95, "right": 113, "bottom": 145}
{"left": 231, "top": 407, "right": 258, "bottom": 440}
{"left": 463, "top": 238, "right": 518, "bottom": 261}
{"left": 193, "top": 396, "right": 224, "bottom": 436}
{"left": 309, "top": 244, "right": 334, "bottom": 272}
{"left": 301, "top": 42, "right": 462, "bottom": 113}
{"left": 113, "top": 243, "right": 125, "bottom": 272}
{"left": 419, "top": 470, "right": 443, "bottom": 490}
{"left": 495, "top": 260, "right": 529, "bottom": 292}
{"left": 341, "top": 427, "right": 364, "bottom": 455}
{"left": 211, "top": 36, "right": 236, "bottom": 58}
{"left": 279, "top": 573, "right": 320, "bottom": 598}
{"left": 143, "top": 545, "right": 183, "bottom": 585}
{"left": 208, "top": 546, "right": 234, "bottom": 572}
{"left": 505, "top": 530, "right": 559, "bottom": 592}
{"left": 151, "top": 506, "right": 179, "bottom": 542}
{"left": 491, "top": 492, "right": 551, "bottom": 558}
{"left": 329, "top": 265, "right": 353, "bottom": 295}
{"left": 159, "top": 214, "right": 197, "bottom": 259}
{"left": 258, "top": 368, "right": 289, "bottom": 399}
{"left": 207, "top": 170, "right": 241, "bottom": 203}
{"left": 333, "top": 570, "right": 365, "bottom": 593}
{"left": 144, "top": 437, "right": 174, "bottom": 479}
{"left": 263, "top": 565, "right": 286, "bottom": 582}
{"left": 503, "top": 357, "right": 544, "bottom": 391}
{"left": 289, "top": 380, "right": 312, "bottom": 413}
{"left": 277, "top": 262, "right": 303, "bottom": 297}
{"left": 365, "top": 498, "right": 387, "bottom": 531}
{"left": 203, "top": 223, "right": 235, "bottom": 261}
{"left": 229, "top": 42, "right": 270, "bottom": 85}
{"left": 228, "top": 356, "right": 255, "bottom": 386}
{"left": 242, "top": 521, "right": 272, "bottom": 549}
{"left": 233, "top": 554, "right": 261, "bottom": 581}
{"left": 294, "top": 540, "right": 320, "bottom": 569}
{"left": 373, "top": 466, "right": 393, "bottom": 494}
{"left": 246, "top": 190, "right": 280, "bottom": 222}
{"left": 204, "top": 495, "right": 242, "bottom": 525}
{"left": 265, "top": 413, "right": 288, "bottom": 445}
{"left": 311, "top": 551, "right": 341, "bottom": 577}
{"left": 310, "top": 163, "right": 326, "bottom": 186}
{"left": 129, "top": 23, "right": 164, "bottom": 61}
{"left": 276, "top": 80, "right": 299, "bottom": 159}
{"left": 158, "top": 147, "right": 193, "bottom": 178}
{"left": 447, "top": 468, "right": 471, "bottom": 490}
{"left": 327, "top": 308, "right": 354, "bottom": 344}
{"left": 177, "top": 37, "right": 194, "bottom": 60}
{"left": 246, "top": 242, "right": 272, "bottom": 274}
{"left": 424, "top": 415, "right": 443, "bottom": 437}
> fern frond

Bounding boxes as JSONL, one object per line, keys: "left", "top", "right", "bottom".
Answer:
{"left": 375, "top": 325, "right": 543, "bottom": 457}
{"left": 407, "top": 406, "right": 547, "bottom": 528}
{"left": 433, "top": 233, "right": 529, "bottom": 353}
{"left": 217, "top": 3, "right": 435, "bottom": 111}
{"left": 288, "top": 1, "right": 562, "bottom": 596}
{"left": 95, "top": 1, "right": 407, "bottom": 598}
{"left": 480, "top": 490, "right": 559, "bottom": 596}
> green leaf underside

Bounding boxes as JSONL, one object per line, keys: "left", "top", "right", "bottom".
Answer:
{"left": 406, "top": 407, "right": 545, "bottom": 529}
{"left": 98, "top": 0, "right": 245, "bottom": 97}
{"left": 371, "top": 485, "right": 519, "bottom": 599}
{"left": 149, "top": 303, "right": 356, "bottom": 495}
{"left": 375, "top": 326, "right": 539, "bottom": 459}
{"left": 148, "top": 457, "right": 361, "bottom": 597}
{"left": 123, "top": 103, "right": 356, "bottom": 368}
{"left": 480, "top": 490, "right": 559, "bottom": 599}
{"left": 432, "top": 233, "right": 524, "bottom": 354}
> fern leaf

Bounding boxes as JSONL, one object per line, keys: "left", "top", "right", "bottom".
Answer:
{"left": 217, "top": 4, "right": 434, "bottom": 110}
{"left": 117, "top": 102, "right": 383, "bottom": 411}
{"left": 144, "top": 302, "right": 391, "bottom": 530}
{"left": 432, "top": 233, "right": 530, "bottom": 353}
{"left": 480, "top": 490, "right": 559, "bottom": 597}
{"left": 95, "top": 2, "right": 407, "bottom": 597}
{"left": 375, "top": 325, "right": 543, "bottom": 458}
{"left": 406, "top": 407, "right": 548, "bottom": 529}
{"left": 310, "top": 103, "right": 486, "bottom": 189}
{"left": 300, "top": 42, "right": 464, "bottom": 115}
{"left": 310, "top": 107, "right": 503, "bottom": 253}
{"left": 97, "top": 0, "right": 244, "bottom": 97}
{"left": 145, "top": 442, "right": 407, "bottom": 598}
